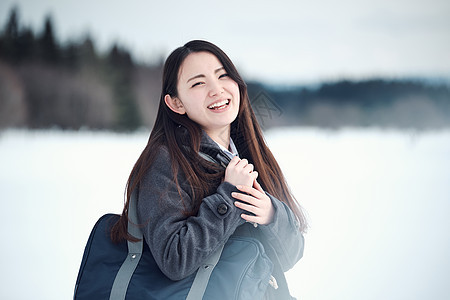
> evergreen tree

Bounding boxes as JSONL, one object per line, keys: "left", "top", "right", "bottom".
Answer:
{"left": 107, "top": 44, "right": 141, "bottom": 131}
{"left": 0, "top": 7, "right": 20, "bottom": 62}
{"left": 79, "top": 36, "right": 97, "bottom": 66}
{"left": 0, "top": 7, "right": 36, "bottom": 63}
{"left": 62, "top": 41, "right": 79, "bottom": 69}
{"left": 17, "top": 27, "right": 35, "bottom": 61}
{"left": 5, "top": 8, "right": 19, "bottom": 37}
{"left": 38, "top": 15, "right": 59, "bottom": 63}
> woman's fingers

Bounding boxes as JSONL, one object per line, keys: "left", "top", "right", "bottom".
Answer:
{"left": 232, "top": 184, "right": 274, "bottom": 225}
{"left": 228, "top": 155, "right": 240, "bottom": 166}
{"left": 233, "top": 200, "right": 258, "bottom": 215}
{"left": 236, "top": 159, "right": 254, "bottom": 173}
{"left": 232, "top": 191, "right": 258, "bottom": 206}
{"left": 235, "top": 184, "right": 264, "bottom": 199}
{"left": 224, "top": 157, "right": 257, "bottom": 187}
{"left": 235, "top": 158, "right": 248, "bottom": 168}
{"left": 240, "top": 213, "right": 259, "bottom": 224}
{"left": 253, "top": 179, "right": 264, "bottom": 193}
{"left": 244, "top": 163, "right": 254, "bottom": 173}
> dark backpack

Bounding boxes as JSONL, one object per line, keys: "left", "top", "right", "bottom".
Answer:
{"left": 74, "top": 213, "right": 273, "bottom": 299}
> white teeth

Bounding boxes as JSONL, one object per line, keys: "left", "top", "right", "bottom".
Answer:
{"left": 208, "top": 99, "right": 229, "bottom": 109}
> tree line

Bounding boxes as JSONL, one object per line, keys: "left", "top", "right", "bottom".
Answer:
{"left": 247, "top": 79, "right": 450, "bottom": 129}
{"left": 1, "top": 6, "right": 449, "bottom": 131}
{"left": 0, "top": 7, "right": 162, "bottom": 131}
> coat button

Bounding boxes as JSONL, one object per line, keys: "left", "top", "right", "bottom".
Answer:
{"left": 217, "top": 203, "right": 228, "bottom": 215}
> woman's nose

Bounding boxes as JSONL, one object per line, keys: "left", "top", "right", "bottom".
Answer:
{"left": 208, "top": 80, "right": 224, "bottom": 97}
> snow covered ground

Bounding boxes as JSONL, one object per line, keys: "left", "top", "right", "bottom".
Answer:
{"left": 0, "top": 128, "right": 449, "bottom": 300}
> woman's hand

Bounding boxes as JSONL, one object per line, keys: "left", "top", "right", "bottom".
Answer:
{"left": 232, "top": 180, "right": 275, "bottom": 225}
{"left": 224, "top": 156, "right": 258, "bottom": 187}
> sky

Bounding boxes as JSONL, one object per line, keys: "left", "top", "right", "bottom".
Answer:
{"left": 1, "top": 0, "right": 450, "bottom": 84}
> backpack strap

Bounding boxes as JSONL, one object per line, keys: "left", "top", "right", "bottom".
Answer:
{"left": 186, "top": 243, "right": 225, "bottom": 300}
{"left": 109, "top": 188, "right": 143, "bottom": 300}
{"left": 110, "top": 155, "right": 227, "bottom": 299}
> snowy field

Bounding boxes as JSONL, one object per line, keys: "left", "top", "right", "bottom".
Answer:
{"left": 0, "top": 128, "right": 449, "bottom": 300}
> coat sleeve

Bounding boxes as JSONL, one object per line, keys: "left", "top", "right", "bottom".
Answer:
{"left": 137, "top": 147, "right": 246, "bottom": 281}
{"left": 258, "top": 194, "right": 305, "bottom": 272}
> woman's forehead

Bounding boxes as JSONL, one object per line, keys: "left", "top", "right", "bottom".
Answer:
{"left": 178, "top": 52, "right": 223, "bottom": 81}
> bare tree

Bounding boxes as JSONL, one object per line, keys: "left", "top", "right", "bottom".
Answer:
{"left": 0, "top": 61, "right": 27, "bottom": 128}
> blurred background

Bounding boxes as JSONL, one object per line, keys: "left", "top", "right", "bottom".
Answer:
{"left": 0, "top": 0, "right": 449, "bottom": 299}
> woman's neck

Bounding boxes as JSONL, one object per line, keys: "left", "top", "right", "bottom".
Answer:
{"left": 204, "top": 126, "right": 231, "bottom": 150}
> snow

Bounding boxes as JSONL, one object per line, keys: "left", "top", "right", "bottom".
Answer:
{"left": 0, "top": 128, "right": 449, "bottom": 299}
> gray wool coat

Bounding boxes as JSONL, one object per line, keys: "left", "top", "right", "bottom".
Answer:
{"left": 137, "top": 132, "right": 305, "bottom": 299}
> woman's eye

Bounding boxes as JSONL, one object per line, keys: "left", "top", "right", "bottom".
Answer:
{"left": 219, "top": 73, "right": 229, "bottom": 79}
{"left": 191, "top": 82, "right": 204, "bottom": 88}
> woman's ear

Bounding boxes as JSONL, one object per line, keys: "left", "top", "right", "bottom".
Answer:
{"left": 164, "top": 94, "right": 186, "bottom": 115}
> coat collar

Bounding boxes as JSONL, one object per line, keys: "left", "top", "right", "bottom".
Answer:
{"left": 200, "top": 130, "right": 220, "bottom": 150}
{"left": 199, "top": 130, "right": 232, "bottom": 168}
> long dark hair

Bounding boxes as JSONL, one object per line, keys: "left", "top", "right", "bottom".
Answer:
{"left": 111, "top": 40, "right": 307, "bottom": 242}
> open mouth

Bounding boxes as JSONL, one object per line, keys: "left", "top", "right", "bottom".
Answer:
{"left": 208, "top": 99, "right": 230, "bottom": 110}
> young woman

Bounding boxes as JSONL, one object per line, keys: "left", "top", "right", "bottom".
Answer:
{"left": 112, "top": 40, "right": 307, "bottom": 299}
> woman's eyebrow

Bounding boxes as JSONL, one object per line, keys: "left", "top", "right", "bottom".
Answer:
{"left": 186, "top": 67, "right": 225, "bottom": 83}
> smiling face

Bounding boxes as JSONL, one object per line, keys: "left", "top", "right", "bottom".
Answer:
{"left": 164, "top": 51, "right": 240, "bottom": 143}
